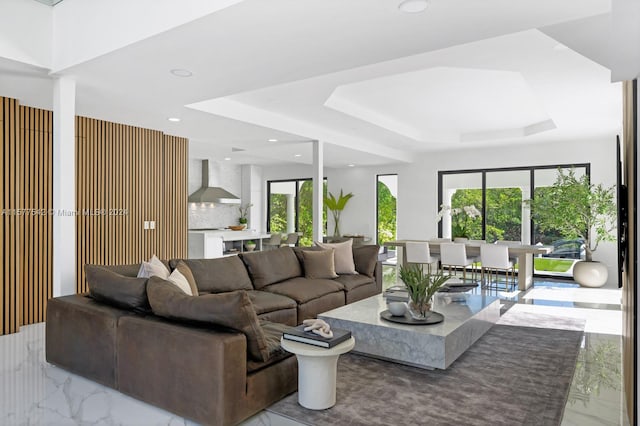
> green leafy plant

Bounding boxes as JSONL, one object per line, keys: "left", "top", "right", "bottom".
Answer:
{"left": 399, "top": 264, "right": 450, "bottom": 317}
{"left": 324, "top": 189, "right": 354, "bottom": 237}
{"left": 525, "top": 168, "right": 616, "bottom": 262}
{"left": 246, "top": 240, "right": 255, "bottom": 245}
{"left": 238, "top": 203, "right": 253, "bottom": 224}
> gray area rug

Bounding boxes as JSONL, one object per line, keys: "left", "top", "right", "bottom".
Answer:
{"left": 268, "top": 324, "right": 583, "bottom": 426}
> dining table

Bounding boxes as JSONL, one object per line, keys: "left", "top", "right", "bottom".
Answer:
{"left": 383, "top": 240, "right": 553, "bottom": 291}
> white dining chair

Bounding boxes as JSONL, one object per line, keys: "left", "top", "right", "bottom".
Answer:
{"left": 495, "top": 240, "right": 521, "bottom": 264}
{"left": 440, "top": 242, "right": 478, "bottom": 282}
{"left": 405, "top": 241, "right": 439, "bottom": 274}
{"left": 480, "top": 243, "right": 516, "bottom": 290}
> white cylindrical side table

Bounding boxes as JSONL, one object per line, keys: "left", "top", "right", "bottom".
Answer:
{"left": 281, "top": 336, "right": 355, "bottom": 410}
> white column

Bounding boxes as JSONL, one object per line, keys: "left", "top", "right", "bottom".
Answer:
{"left": 521, "top": 187, "right": 531, "bottom": 244}
{"left": 53, "top": 77, "right": 76, "bottom": 297}
{"left": 241, "top": 164, "right": 263, "bottom": 231}
{"left": 312, "top": 140, "right": 324, "bottom": 242}
{"left": 286, "top": 194, "right": 295, "bottom": 234}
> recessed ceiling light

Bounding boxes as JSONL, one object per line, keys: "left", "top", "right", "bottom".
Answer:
{"left": 268, "top": 138, "right": 278, "bottom": 142}
{"left": 294, "top": 154, "right": 302, "bottom": 158}
{"left": 167, "top": 117, "right": 181, "bottom": 122}
{"left": 224, "top": 157, "right": 231, "bottom": 161}
{"left": 348, "top": 164, "right": 355, "bottom": 167}
{"left": 398, "top": 0, "right": 429, "bottom": 13}
{"left": 170, "top": 69, "right": 193, "bottom": 77}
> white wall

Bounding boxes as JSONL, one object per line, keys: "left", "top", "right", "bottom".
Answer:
{"left": 262, "top": 137, "right": 619, "bottom": 287}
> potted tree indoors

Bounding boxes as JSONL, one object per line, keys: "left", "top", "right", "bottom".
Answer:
{"left": 527, "top": 168, "right": 616, "bottom": 287}
{"left": 324, "top": 189, "right": 354, "bottom": 237}
{"left": 399, "top": 264, "right": 450, "bottom": 319}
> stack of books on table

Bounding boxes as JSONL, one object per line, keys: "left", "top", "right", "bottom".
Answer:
{"left": 282, "top": 325, "right": 352, "bottom": 348}
{"left": 384, "top": 285, "right": 409, "bottom": 302}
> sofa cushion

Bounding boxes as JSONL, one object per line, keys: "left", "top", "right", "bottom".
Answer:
{"left": 240, "top": 247, "right": 302, "bottom": 289}
{"left": 169, "top": 256, "right": 253, "bottom": 293}
{"left": 174, "top": 261, "right": 199, "bottom": 296}
{"left": 353, "top": 244, "right": 380, "bottom": 278}
{"left": 100, "top": 263, "right": 142, "bottom": 277}
{"left": 147, "top": 277, "right": 270, "bottom": 362}
{"left": 137, "top": 255, "right": 171, "bottom": 279}
{"left": 246, "top": 320, "right": 292, "bottom": 373}
{"left": 247, "top": 290, "right": 297, "bottom": 315}
{"left": 301, "top": 249, "right": 339, "bottom": 279}
{"left": 316, "top": 239, "right": 357, "bottom": 274}
{"left": 85, "top": 265, "right": 149, "bottom": 310}
{"left": 262, "top": 277, "right": 343, "bottom": 304}
{"left": 334, "top": 274, "right": 375, "bottom": 292}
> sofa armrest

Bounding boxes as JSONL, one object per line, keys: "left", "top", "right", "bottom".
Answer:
{"left": 374, "top": 260, "right": 383, "bottom": 293}
{"left": 117, "top": 316, "right": 248, "bottom": 426}
{"left": 46, "top": 294, "right": 131, "bottom": 388}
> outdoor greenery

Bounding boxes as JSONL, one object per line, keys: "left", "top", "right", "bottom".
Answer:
{"left": 268, "top": 180, "right": 326, "bottom": 247}
{"left": 533, "top": 258, "right": 575, "bottom": 273}
{"left": 526, "top": 168, "right": 616, "bottom": 262}
{"left": 377, "top": 181, "right": 397, "bottom": 244}
{"left": 324, "top": 189, "right": 354, "bottom": 237}
{"left": 448, "top": 188, "right": 522, "bottom": 241}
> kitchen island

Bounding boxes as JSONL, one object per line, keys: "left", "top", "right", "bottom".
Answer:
{"left": 188, "top": 229, "right": 270, "bottom": 258}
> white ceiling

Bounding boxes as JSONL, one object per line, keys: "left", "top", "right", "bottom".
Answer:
{"left": 0, "top": 0, "right": 626, "bottom": 167}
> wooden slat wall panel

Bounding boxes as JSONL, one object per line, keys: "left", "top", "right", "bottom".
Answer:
{"left": 18, "top": 105, "right": 53, "bottom": 326}
{"left": 75, "top": 117, "right": 188, "bottom": 292}
{"left": 1, "top": 97, "right": 20, "bottom": 335}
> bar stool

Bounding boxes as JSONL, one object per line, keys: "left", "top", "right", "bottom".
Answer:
{"left": 480, "top": 243, "right": 516, "bottom": 290}
{"left": 405, "top": 241, "right": 439, "bottom": 274}
{"left": 440, "top": 242, "right": 478, "bottom": 282}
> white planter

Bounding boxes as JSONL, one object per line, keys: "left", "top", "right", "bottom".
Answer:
{"left": 572, "top": 261, "right": 608, "bottom": 288}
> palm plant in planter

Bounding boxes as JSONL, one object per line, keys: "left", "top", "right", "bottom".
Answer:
{"left": 324, "top": 189, "right": 354, "bottom": 237}
{"left": 526, "top": 168, "right": 616, "bottom": 287}
{"left": 399, "top": 264, "right": 450, "bottom": 319}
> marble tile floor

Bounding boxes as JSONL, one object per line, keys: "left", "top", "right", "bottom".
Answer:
{"left": 0, "top": 279, "right": 626, "bottom": 425}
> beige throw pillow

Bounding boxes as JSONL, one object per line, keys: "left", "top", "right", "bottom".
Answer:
{"left": 316, "top": 239, "right": 357, "bottom": 274}
{"left": 137, "top": 254, "right": 170, "bottom": 279}
{"left": 166, "top": 269, "right": 193, "bottom": 296}
{"left": 301, "top": 249, "right": 339, "bottom": 279}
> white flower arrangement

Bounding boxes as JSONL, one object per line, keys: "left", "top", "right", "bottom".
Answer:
{"left": 437, "top": 204, "right": 482, "bottom": 238}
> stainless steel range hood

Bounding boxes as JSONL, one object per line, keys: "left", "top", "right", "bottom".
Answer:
{"left": 188, "top": 160, "right": 240, "bottom": 204}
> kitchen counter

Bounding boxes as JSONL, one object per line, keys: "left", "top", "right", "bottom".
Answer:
{"left": 188, "top": 230, "right": 270, "bottom": 258}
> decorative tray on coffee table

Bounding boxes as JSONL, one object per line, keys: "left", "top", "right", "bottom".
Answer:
{"left": 380, "top": 310, "right": 444, "bottom": 325}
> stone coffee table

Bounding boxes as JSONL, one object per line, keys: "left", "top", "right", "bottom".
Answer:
{"left": 319, "top": 294, "right": 499, "bottom": 370}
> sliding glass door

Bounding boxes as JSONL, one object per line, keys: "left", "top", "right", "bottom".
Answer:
{"left": 438, "top": 164, "right": 590, "bottom": 277}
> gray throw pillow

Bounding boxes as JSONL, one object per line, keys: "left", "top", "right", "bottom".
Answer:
{"left": 146, "top": 277, "right": 270, "bottom": 362}
{"left": 85, "top": 265, "right": 149, "bottom": 310}
{"left": 174, "top": 260, "right": 199, "bottom": 296}
{"left": 353, "top": 244, "right": 380, "bottom": 278}
{"left": 301, "top": 249, "right": 339, "bottom": 279}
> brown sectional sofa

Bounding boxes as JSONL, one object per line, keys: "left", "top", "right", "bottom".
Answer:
{"left": 46, "top": 245, "right": 382, "bottom": 426}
